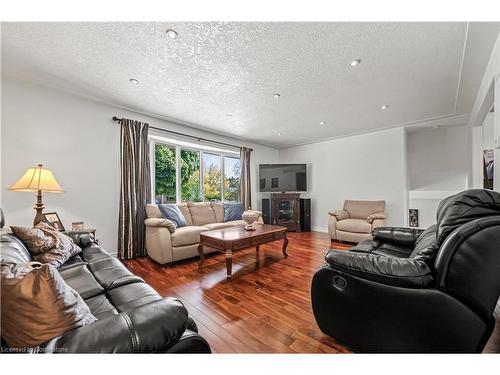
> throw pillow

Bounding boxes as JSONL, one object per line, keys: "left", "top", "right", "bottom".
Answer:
{"left": 223, "top": 202, "right": 245, "bottom": 222}
{"left": 0, "top": 262, "right": 97, "bottom": 349}
{"left": 10, "top": 222, "right": 82, "bottom": 268}
{"left": 158, "top": 204, "right": 187, "bottom": 228}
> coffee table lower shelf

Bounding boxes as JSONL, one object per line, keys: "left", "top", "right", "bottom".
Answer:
{"left": 197, "top": 224, "right": 288, "bottom": 281}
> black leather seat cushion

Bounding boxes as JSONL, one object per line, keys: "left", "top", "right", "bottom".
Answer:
{"left": 107, "top": 282, "right": 162, "bottom": 312}
{"left": 88, "top": 258, "right": 143, "bottom": 290}
{"left": 81, "top": 245, "right": 113, "bottom": 263}
{"left": 58, "top": 264, "right": 104, "bottom": 299}
{"left": 58, "top": 255, "right": 86, "bottom": 271}
{"left": 84, "top": 294, "right": 118, "bottom": 320}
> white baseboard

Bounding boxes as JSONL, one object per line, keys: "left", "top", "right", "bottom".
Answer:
{"left": 311, "top": 226, "right": 328, "bottom": 233}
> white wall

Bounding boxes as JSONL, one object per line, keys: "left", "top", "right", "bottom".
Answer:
{"left": 407, "top": 125, "right": 471, "bottom": 191}
{"left": 406, "top": 125, "right": 471, "bottom": 228}
{"left": 277, "top": 127, "right": 407, "bottom": 232}
{"left": 1, "top": 78, "right": 279, "bottom": 254}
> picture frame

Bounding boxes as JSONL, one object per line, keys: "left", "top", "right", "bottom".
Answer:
{"left": 72, "top": 221, "right": 85, "bottom": 231}
{"left": 43, "top": 212, "right": 65, "bottom": 231}
{"left": 409, "top": 209, "right": 419, "bottom": 228}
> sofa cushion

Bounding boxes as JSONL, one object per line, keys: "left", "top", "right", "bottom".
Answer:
{"left": 158, "top": 204, "right": 187, "bottom": 228}
{"left": 58, "top": 263, "right": 104, "bottom": 300}
{"left": 336, "top": 218, "right": 372, "bottom": 234}
{"left": 171, "top": 226, "right": 209, "bottom": 247}
{"left": 344, "top": 200, "right": 385, "bottom": 220}
{"left": 87, "top": 258, "right": 143, "bottom": 291}
{"left": 188, "top": 202, "right": 216, "bottom": 226}
{"left": 225, "top": 220, "right": 247, "bottom": 227}
{"left": 81, "top": 245, "right": 112, "bottom": 263}
{"left": 58, "top": 255, "right": 86, "bottom": 271}
{"left": 107, "top": 282, "right": 161, "bottom": 312}
{"left": 223, "top": 202, "right": 245, "bottom": 222}
{"left": 0, "top": 262, "right": 96, "bottom": 348}
{"left": 0, "top": 234, "right": 33, "bottom": 264}
{"left": 409, "top": 224, "right": 438, "bottom": 264}
{"left": 203, "top": 222, "right": 234, "bottom": 230}
{"left": 146, "top": 204, "right": 162, "bottom": 218}
{"left": 435, "top": 189, "right": 500, "bottom": 245}
{"left": 211, "top": 202, "right": 224, "bottom": 223}
{"left": 177, "top": 203, "right": 194, "bottom": 226}
{"left": 84, "top": 294, "right": 118, "bottom": 320}
{"left": 10, "top": 222, "right": 82, "bottom": 268}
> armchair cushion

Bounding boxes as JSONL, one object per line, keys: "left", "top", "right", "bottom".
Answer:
{"left": 144, "top": 218, "right": 176, "bottom": 233}
{"left": 329, "top": 209, "right": 349, "bottom": 221}
{"left": 324, "top": 249, "right": 433, "bottom": 288}
{"left": 336, "top": 219, "right": 372, "bottom": 234}
{"left": 344, "top": 200, "right": 385, "bottom": 220}
{"left": 366, "top": 211, "right": 387, "bottom": 224}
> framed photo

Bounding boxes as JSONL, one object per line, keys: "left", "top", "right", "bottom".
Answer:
{"left": 409, "top": 209, "right": 419, "bottom": 228}
{"left": 43, "top": 212, "right": 65, "bottom": 231}
{"left": 72, "top": 221, "right": 84, "bottom": 231}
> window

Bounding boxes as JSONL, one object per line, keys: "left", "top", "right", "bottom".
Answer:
{"left": 154, "top": 143, "right": 176, "bottom": 204}
{"left": 151, "top": 138, "right": 240, "bottom": 204}
{"left": 181, "top": 149, "right": 201, "bottom": 202}
{"left": 224, "top": 156, "right": 240, "bottom": 202}
{"left": 203, "top": 153, "right": 222, "bottom": 201}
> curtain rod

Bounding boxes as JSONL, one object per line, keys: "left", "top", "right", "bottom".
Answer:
{"left": 112, "top": 116, "right": 252, "bottom": 151}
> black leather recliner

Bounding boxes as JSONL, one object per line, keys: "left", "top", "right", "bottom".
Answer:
{"left": 1, "top": 231, "right": 211, "bottom": 353}
{"left": 311, "top": 189, "right": 500, "bottom": 353}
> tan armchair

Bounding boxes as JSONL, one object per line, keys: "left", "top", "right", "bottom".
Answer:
{"left": 328, "top": 200, "right": 386, "bottom": 243}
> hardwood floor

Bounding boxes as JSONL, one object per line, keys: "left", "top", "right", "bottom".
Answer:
{"left": 124, "top": 231, "right": 351, "bottom": 353}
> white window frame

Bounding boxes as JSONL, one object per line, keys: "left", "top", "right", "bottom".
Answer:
{"left": 150, "top": 137, "right": 240, "bottom": 204}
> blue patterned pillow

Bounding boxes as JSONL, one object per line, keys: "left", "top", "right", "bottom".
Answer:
{"left": 158, "top": 204, "right": 187, "bottom": 228}
{"left": 223, "top": 202, "right": 245, "bottom": 222}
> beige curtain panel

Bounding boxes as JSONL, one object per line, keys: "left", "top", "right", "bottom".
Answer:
{"left": 118, "top": 118, "right": 151, "bottom": 260}
{"left": 240, "top": 147, "right": 252, "bottom": 210}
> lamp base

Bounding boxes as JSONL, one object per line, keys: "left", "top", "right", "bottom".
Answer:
{"left": 33, "top": 190, "right": 45, "bottom": 226}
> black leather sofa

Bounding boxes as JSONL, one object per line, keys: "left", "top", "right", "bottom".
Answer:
{"left": 1, "top": 231, "right": 211, "bottom": 353}
{"left": 311, "top": 189, "right": 500, "bottom": 353}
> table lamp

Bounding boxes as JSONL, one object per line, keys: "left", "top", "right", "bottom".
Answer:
{"left": 9, "top": 164, "right": 64, "bottom": 226}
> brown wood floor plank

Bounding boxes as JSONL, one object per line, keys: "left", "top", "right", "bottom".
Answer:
{"left": 124, "top": 231, "right": 350, "bottom": 353}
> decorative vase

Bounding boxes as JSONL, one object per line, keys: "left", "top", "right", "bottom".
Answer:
{"left": 242, "top": 211, "right": 261, "bottom": 231}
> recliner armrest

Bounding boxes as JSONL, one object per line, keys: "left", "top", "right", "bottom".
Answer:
{"left": 324, "top": 250, "right": 433, "bottom": 288}
{"left": 372, "top": 227, "right": 424, "bottom": 247}
{"left": 39, "top": 298, "right": 189, "bottom": 353}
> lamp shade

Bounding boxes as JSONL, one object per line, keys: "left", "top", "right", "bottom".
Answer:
{"left": 9, "top": 164, "right": 64, "bottom": 193}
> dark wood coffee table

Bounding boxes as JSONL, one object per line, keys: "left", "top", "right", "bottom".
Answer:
{"left": 198, "top": 223, "right": 288, "bottom": 281}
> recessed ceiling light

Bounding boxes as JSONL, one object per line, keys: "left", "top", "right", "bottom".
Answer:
{"left": 320, "top": 121, "right": 326, "bottom": 125}
{"left": 350, "top": 59, "right": 361, "bottom": 67}
{"left": 277, "top": 132, "right": 283, "bottom": 136}
{"left": 129, "top": 78, "right": 139, "bottom": 85}
{"left": 380, "top": 105, "right": 389, "bottom": 110}
{"left": 273, "top": 94, "right": 281, "bottom": 99}
{"left": 166, "top": 29, "right": 178, "bottom": 39}
{"left": 225, "top": 114, "right": 232, "bottom": 118}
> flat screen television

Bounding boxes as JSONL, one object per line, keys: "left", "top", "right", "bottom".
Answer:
{"left": 259, "top": 164, "right": 307, "bottom": 192}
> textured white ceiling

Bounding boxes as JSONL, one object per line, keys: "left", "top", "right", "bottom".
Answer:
{"left": 1, "top": 22, "right": 499, "bottom": 149}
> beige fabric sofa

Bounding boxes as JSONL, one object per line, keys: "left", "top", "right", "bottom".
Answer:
{"left": 328, "top": 200, "right": 387, "bottom": 243}
{"left": 145, "top": 202, "right": 263, "bottom": 265}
